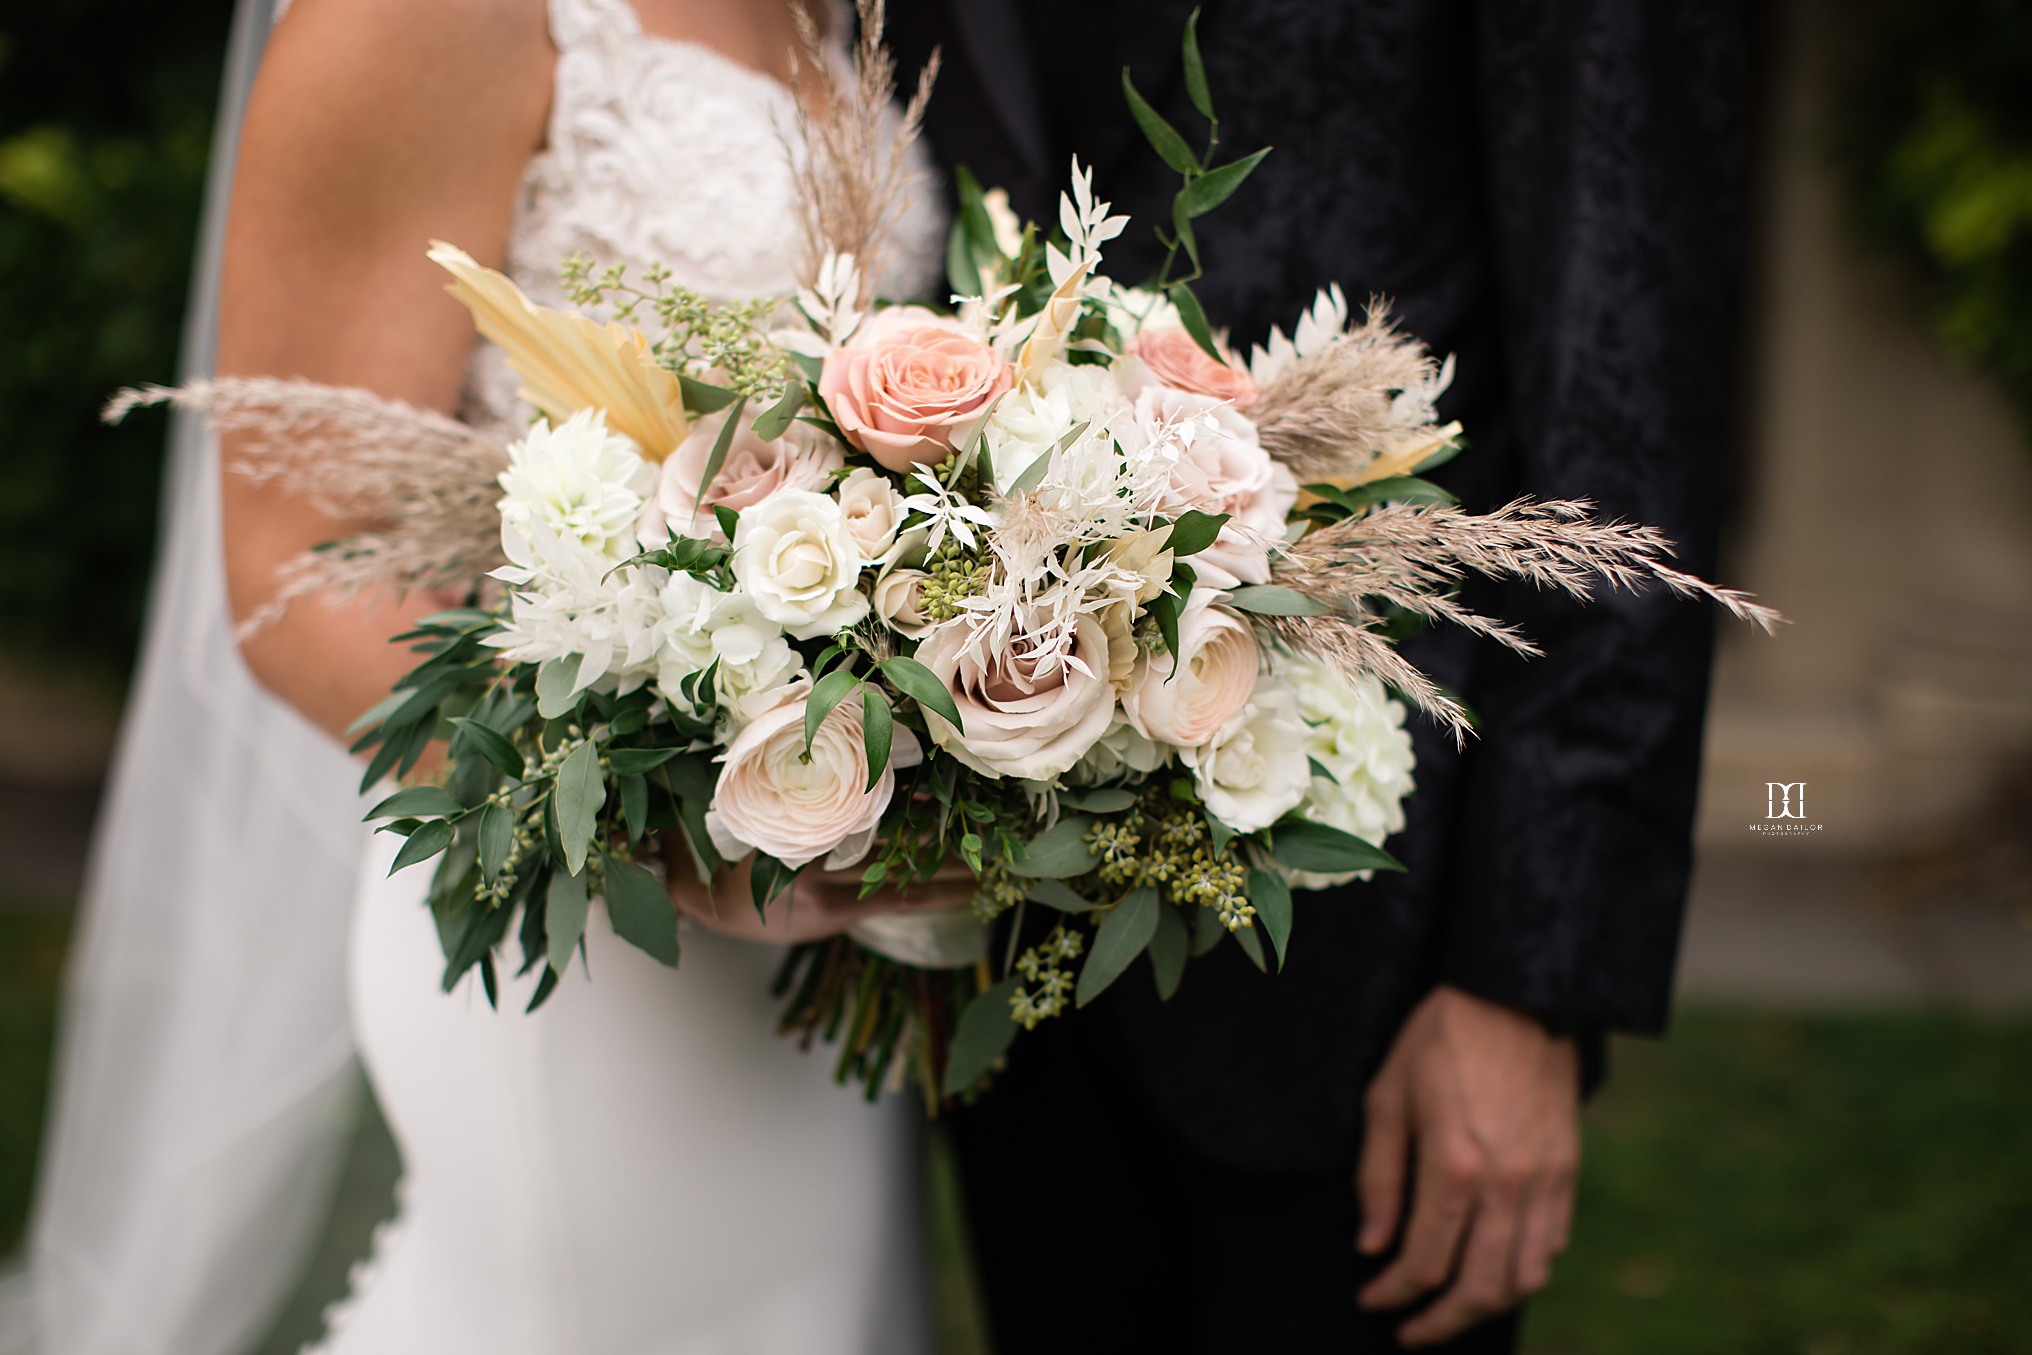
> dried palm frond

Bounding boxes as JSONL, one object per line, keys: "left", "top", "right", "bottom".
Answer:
{"left": 430, "top": 242, "right": 690, "bottom": 460}
{"left": 1251, "top": 301, "right": 1456, "bottom": 483}
{"left": 1266, "top": 499, "right": 1782, "bottom": 743}
{"left": 785, "top": 0, "right": 940, "bottom": 298}
{"left": 106, "top": 377, "right": 507, "bottom": 630}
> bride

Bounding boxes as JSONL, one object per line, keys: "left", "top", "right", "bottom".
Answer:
{"left": 24, "top": 0, "right": 954, "bottom": 1351}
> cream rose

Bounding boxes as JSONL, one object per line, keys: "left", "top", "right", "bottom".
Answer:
{"left": 819, "top": 307, "right": 1013, "bottom": 473}
{"left": 646, "top": 412, "right": 841, "bottom": 541}
{"left": 871, "top": 567, "right": 932, "bottom": 637}
{"left": 1130, "top": 327, "right": 1258, "bottom": 408}
{"left": 1183, "top": 677, "right": 1312, "bottom": 832}
{"left": 1121, "top": 589, "right": 1260, "bottom": 749}
{"left": 731, "top": 489, "right": 871, "bottom": 640}
{"left": 836, "top": 466, "right": 907, "bottom": 559}
{"left": 705, "top": 691, "right": 897, "bottom": 869}
{"left": 914, "top": 615, "right": 1121, "bottom": 781}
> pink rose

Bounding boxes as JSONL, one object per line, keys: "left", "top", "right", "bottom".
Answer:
{"left": 1121, "top": 590, "right": 1260, "bottom": 748}
{"left": 647, "top": 411, "right": 842, "bottom": 540}
{"left": 1138, "top": 386, "right": 1299, "bottom": 587}
{"left": 704, "top": 689, "right": 899, "bottom": 869}
{"left": 915, "top": 615, "right": 1121, "bottom": 781}
{"left": 819, "top": 307, "right": 1013, "bottom": 473}
{"left": 1130, "top": 327, "right": 1258, "bottom": 408}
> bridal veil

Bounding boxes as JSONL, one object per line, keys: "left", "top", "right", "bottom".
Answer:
{"left": 1, "top": 1, "right": 372, "bottom": 1350}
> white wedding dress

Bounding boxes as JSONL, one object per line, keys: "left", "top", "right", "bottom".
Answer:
{"left": 314, "top": 2, "right": 945, "bottom": 1351}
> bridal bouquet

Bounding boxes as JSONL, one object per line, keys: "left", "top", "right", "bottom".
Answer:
{"left": 114, "top": 6, "right": 1772, "bottom": 1105}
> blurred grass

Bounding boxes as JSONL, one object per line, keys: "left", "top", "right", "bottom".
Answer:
{"left": 1526, "top": 1012, "right": 2032, "bottom": 1355}
{"left": 3, "top": 922, "right": 2029, "bottom": 1352}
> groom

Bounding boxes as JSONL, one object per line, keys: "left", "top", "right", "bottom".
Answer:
{"left": 889, "top": 0, "right": 1748, "bottom": 1349}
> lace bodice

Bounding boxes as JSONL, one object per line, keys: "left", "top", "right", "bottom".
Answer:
{"left": 463, "top": 0, "right": 947, "bottom": 434}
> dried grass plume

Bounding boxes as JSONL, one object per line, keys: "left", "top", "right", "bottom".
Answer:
{"left": 786, "top": 0, "right": 940, "bottom": 299}
{"left": 106, "top": 377, "right": 508, "bottom": 632}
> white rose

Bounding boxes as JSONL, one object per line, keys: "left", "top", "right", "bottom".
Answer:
{"left": 1131, "top": 385, "right": 1298, "bottom": 587}
{"left": 1183, "top": 677, "right": 1312, "bottom": 832}
{"left": 498, "top": 408, "right": 655, "bottom": 562}
{"left": 653, "top": 574, "right": 806, "bottom": 732}
{"left": 730, "top": 489, "right": 871, "bottom": 640}
{"left": 836, "top": 467, "right": 907, "bottom": 559}
{"left": 872, "top": 567, "right": 932, "bottom": 637}
{"left": 1121, "top": 589, "right": 1260, "bottom": 749}
{"left": 915, "top": 614, "right": 1121, "bottom": 781}
{"left": 705, "top": 690, "right": 901, "bottom": 870}
{"left": 1280, "top": 657, "right": 1417, "bottom": 888}
{"left": 984, "top": 361, "right": 1129, "bottom": 495}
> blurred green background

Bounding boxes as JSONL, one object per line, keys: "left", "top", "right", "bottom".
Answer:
{"left": 3, "top": 0, "right": 2031, "bottom": 1352}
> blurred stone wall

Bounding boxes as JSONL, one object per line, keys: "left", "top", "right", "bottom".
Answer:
{"left": 1697, "top": 0, "right": 2032, "bottom": 858}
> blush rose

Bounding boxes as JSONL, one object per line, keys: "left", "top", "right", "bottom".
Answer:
{"left": 819, "top": 307, "right": 1013, "bottom": 473}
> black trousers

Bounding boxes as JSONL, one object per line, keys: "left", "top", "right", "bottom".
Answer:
{"left": 948, "top": 1021, "right": 1521, "bottom": 1355}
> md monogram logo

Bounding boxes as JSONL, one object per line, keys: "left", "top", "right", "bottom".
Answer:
{"left": 1750, "top": 781, "right": 1822, "bottom": 835}
{"left": 1766, "top": 782, "right": 1807, "bottom": 820}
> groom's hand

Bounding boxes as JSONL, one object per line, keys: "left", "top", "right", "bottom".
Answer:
{"left": 1355, "top": 985, "right": 1581, "bottom": 1345}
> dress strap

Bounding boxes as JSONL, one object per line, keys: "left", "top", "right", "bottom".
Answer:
{"left": 547, "top": 0, "right": 643, "bottom": 53}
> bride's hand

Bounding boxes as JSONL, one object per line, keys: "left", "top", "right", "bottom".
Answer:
{"left": 661, "top": 837, "right": 978, "bottom": 944}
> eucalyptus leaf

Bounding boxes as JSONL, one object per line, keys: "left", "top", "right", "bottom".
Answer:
{"left": 1180, "top": 7, "right": 1214, "bottom": 119}
{"left": 535, "top": 655, "right": 584, "bottom": 720}
{"left": 805, "top": 666, "right": 862, "bottom": 755}
{"left": 1190, "top": 900, "right": 1227, "bottom": 955}
{"left": 346, "top": 690, "right": 411, "bottom": 738}
{"left": 390, "top": 818, "right": 455, "bottom": 874}
{"left": 545, "top": 867, "right": 589, "bottom": 975}
{"left": 1249, "top": 868, "right": 1294, "bottom": 970}
{"left": 880, "top": 655, "right": 963, "bottom": 733}
{"left": 861, "top": 687, "right": 893, "bottom": 793}
{"left": 1076, "top": 887, "right": 1160, "bottom": 1006}
{"left": 678, "top": 373, "right": 739, "bottom": 414}
{"left": 1165, "top": 508, "right": 1229, "bottom": 557}
{"left": 1023, "top": 878, "right": 1098, "bottom": 912}
{"left": 451, "top": 717, "right": 526, "bottom": 779}
{"left": 1268, "top": 820, "right": 1406, "bottom": 875}
{"left": 946, "top": 221, "right": 982, "bottom": 299}
{"left": 750, "top": 853, "right": 798, "bottom": 915}
{"left": 1329, "top": 475, "right": 1458, "bottom": 511}
{"left": 1171, "top": 196, "right": 1202, "bottom": 272}
{"left": 691, "top": 395, "right": 750, "bottom": 525}
{"left": 751, "top": 382, "right": 807, "bottom": 440}
{"left": 367, "top": 785, "right": 462, "bottom": 821}
{"left": 478, "top": 801, "right": 512, "bottom": 880}
{"left": 942, "top": 977, "right": 1020, "bottom": 1095}
{"left": 1121, "top": 69, "right": 1199, "bottom": 173}
{"left": 1167, "top": 281, "right": 1223, "bottom": 363}
{"left": 555, "top": 740, "right": 606, "bottom": 877}
{"left": 1007, "top": 815, "right": 1098, "bottom": 880}
{"left": 1222, "top": 584, "right": 1334, "bottom": 617}
{"left": 620, "top": 773, "right": 648, "bottom": 843}
{"left": 1178, "top": 147, "right": 1270, "bottom": 218}
{"left": 603, "top": 854, "right": 679, "bottom": 967}
{"left": 1149, "top": 900, "right": 1189, "bottom": 999}
{"left": 606, "top": 747, "right": 681, "bottom": 776}
{"left": 1063, "top": 788, "right": 1137, "bottom": 813}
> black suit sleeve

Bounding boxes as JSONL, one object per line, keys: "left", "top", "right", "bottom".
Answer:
{"left": 1434, "top": 0, "right": 1750, "bottom": 1033}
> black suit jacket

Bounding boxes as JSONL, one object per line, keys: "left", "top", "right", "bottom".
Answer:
{"left": 889, "top": 0, "right": 1749, "bottom": 1169}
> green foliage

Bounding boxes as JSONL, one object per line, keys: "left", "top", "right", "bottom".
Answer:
{"left": 1837, "top": 0, "right": 2032, "bottom": 430}
{"left": 0, "top": 1, "right": 234, "bottom": 671}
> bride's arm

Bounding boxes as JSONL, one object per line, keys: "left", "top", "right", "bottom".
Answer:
{"left": 218, "top": 0, "right": 553, "bottom": 742}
